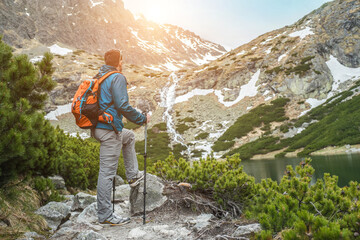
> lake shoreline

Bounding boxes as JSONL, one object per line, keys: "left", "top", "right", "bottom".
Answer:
{"left": 251, "top": 144, "right": 360, "bottom": 160}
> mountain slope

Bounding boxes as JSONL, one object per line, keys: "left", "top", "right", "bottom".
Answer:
{"left": 0, "top": 0, "right": 226, "bottom": 69}
{"left": 176, "top": 0, "right": 360, "bottom": 100}
{"left": 153, "top": 0, "right": 360, "bottom": 158}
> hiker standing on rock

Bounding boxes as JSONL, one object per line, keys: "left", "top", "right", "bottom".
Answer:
{"left": 93, "top": 49, "right": 150, "bottom": 225}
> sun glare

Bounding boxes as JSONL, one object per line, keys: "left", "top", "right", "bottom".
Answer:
{"left": 145, "top": 6, "right": 165, "bottom": 23}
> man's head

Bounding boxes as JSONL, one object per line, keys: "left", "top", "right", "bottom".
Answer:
{"left": 104, "top": 49, "right": 122, "bottom": 71}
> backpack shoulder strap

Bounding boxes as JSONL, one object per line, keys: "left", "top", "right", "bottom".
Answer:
{"left": 97, "top": 71, "right": 121, "bottom": 85}
{"left": 97, "top": 71, "right": 121, "bottom": 111}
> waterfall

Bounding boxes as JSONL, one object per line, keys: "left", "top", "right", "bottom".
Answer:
{"left": 160, "top": 72, "right": 191, "bottom": 157}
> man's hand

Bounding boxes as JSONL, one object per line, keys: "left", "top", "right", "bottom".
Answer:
{"left": 146, "top": 113, "right": 151, "bottom": 123}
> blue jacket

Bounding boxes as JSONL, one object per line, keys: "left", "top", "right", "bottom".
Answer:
{"left": 95, "top": 65, "right": 146, "bottom": 132}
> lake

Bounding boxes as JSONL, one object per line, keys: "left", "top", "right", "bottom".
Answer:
{"left": 241, "top": 153, "right": 360, "bottom": 187}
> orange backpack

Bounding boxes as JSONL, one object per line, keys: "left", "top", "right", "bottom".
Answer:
{"left": 71, "top": 71, "right": 121, "bottom": 133}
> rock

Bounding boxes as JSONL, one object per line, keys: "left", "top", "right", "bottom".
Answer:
{"left": 128, "top": 227, "right": 147, "bottom": 238}
{"left": 58, "top": 219, "right": 74, "bottom": 229}
{"left": 50, "top": 227, "right": 78, "bottom": 240}
{"left": 76, "top": 202, "right": 98, "bottom": 224}
{"left": 75, "top": 230, "right": 107, "bottom": 240}
{"left": 16, "top": 232, "right": 46, "bottom": 240}
{"left": 114, "top": 184, "right": 131, "bottom": 202}
{"left": 64, "top": 195, "right": 74, "bottom": 207}
{"left": 48, "top": 175, "right": 66, "bottom": 189}
{"left": 129, "top": 174, "right": 167, "bottom": 215}
{"left": 114, "top": 175, "right": 125, "bottom": 186}
{"left": 188, "top": 214, "right": 214, "bottom": 231}
{"left": 72, "top": 192, "right": 97, "bottom": 211}
{"left": 151, "top": 225, "right": 177, "bottom": 237}
{"left": 233, "top": 223, "right": 262, "bottom": 237}
{"left": 35, "top": 202, "right": 71, "bottom": 231}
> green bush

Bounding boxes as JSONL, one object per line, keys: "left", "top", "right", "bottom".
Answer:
{"left": 56, "top": 133, "right": 101, "bottom": 189}
{"left": 153, "top": 122, "right": 167, "bottom": 131}
{"left": 213, "top": 98, "right": 290, "bottom": 152}
{"left": 172, "top": 143, "right": 187, "bottom": 159}
{"left": 195, "top": 132, "right": 209, "bottom": 140}
{"left": 191, "top": 149, "right": 205, "bottom": 158}
{"left": 176, "top": 123, "right": 190, "bottom": 134}
{"left": 265, "top": 66, "right": 283, "bottom": 75}
{"left": 246, "top": 158, "right": 359, "bottom": 239}
{"left": 33, "top": 177, "right": 64, "bottom": 204}
{"left": 225, "top": 137, "right": 282, "bottom": 160}
{"left": 212, "top": 140, "right": 235, "bottom": 152}
{"left": 135, "top": 125, "right": 171, "bottom": 162}
{"left": 180, "top": 117, "right": 196, "bottom": 123}
{"left": 150, "top": 154, "right": 255, "bottom": 209}
{"left": 124, "top": 120, "right": 141, "bottom": 130}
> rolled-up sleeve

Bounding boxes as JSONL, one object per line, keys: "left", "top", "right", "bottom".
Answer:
{"left": 111, "top": 74, "right": 146, "bottom": 125}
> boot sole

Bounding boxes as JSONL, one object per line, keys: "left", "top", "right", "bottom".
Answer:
{"left": 129, "top": 174, "right": 144, "bottom": 188}
{"left": 100, "top": 220, "right": 131, "bottom": 226}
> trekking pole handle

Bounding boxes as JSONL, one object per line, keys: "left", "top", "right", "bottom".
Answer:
{"left": 143, "top": 111, "right": 148, "bottom": 156}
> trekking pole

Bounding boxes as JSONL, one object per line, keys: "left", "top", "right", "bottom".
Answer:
{"left": 113, "top": 176, "right": 115, "bottom": 213}
{"left": 143, "top": 116, "right": 148, "bottom": 225}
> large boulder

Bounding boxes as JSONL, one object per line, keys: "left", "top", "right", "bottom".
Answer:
{"left": 76, "top": 202, "right": 98, "bottom": 224}
{"left": 50, "top": 227, "right": 78, "bottom": 240}
{"left": 35, "top": 202, "right": 71, "bottom": 231}
{"left": 187, "top": 214, "right": 214, "bottom": 231}
{"left": 126, "top": 224, "right": 191, "bottom": 240}
{"left": 72, "top": 192, "right": 97, "bottom": 211}
{"left": 129, "top": 174, "right": 167, "bottom": 215}
{"left": 48, "top": 175, "right": 66, "bottom": 189}
{"left": 114, "top": 184, "right": 131, "bottom": 202}
{"left": 233, "top": 223, "right": 262, "bottom": 237}
{"left": 74, "top": 230, "right": 107, "bottom": 240}
{"left": 16, "top": 232, "right": 46, "bottom": 240}
{"left": 114, "top": 175, "right": 125, "bottom": 186}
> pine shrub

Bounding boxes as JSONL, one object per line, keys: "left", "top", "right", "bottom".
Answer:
{"left": 150, "top": 154, "right": 255, "bottom": 209}
{"left": 246, "top": 158, "right": 360, "bottom": 239}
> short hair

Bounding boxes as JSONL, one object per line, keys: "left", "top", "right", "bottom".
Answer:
{"left": 104, "top": 49, "right": 122, "bottom": 67}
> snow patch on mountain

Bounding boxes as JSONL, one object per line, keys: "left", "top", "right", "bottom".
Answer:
{"left": 45, "top": 103, "right": 72, "bottom": 121}
{"left": 299, "top": 55, "right": 360, "bottom": 116}
{"left": 289, "top": 27, "right": 314, "bottom": 40}
{"left": 175, "top": 89, "right": 214, "bottom": 104}
{"left": 48, "top": 44, "right": 72, "bottom": 56}
{"left": 30, "top": 56, "right": 44, "bottom": 63}
{"left": 326, "top": 55, "right": 360, "bottom": 94}
{"left": 215, "top": 70, "right": 260, "bottom": 107}
{"left": 175, "top": 70, "right": 261, "bottom": 107}
{"left": 89, "top": 0, "right": 104, "bottom": 8}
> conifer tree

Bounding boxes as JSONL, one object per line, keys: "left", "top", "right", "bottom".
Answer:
{"left": 0, "top": 37, "right": 60, "bottom": 184}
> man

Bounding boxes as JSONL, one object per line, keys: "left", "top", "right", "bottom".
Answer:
{"left": 93, "top": 49, "right": 150, "bottom": 225}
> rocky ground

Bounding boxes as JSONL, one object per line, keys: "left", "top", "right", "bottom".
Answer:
{"left": 17, "top": 174, "right": 261, "bottom": 240}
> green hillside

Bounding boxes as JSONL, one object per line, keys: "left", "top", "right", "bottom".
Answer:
{"left": 223, "top": 82, "right": 360, "bottom": 159}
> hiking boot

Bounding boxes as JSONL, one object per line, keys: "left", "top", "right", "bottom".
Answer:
{"left": 128, "top": 171, "right": 144, "bottom": 188}
{"left": 100, "top": 214, "right": 130, "bottom": 226}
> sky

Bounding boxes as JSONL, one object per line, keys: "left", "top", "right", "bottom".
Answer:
{"left": 122, "top": 0, "right": 331, "bottom": 50}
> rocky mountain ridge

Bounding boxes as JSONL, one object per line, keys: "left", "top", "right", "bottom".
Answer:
{"left": 0, "top": 0, "right": 226, "bottom": 69}
{"left": 176, "top": 0, "right": 360, "bottom": 100}
{"left": 4, "top": 0, "right": 360, "bottom": 159}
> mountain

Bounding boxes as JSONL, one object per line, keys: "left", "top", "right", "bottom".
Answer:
{"left": 3, "top": 0, "right": 360, "bottom": 159}
{"left": 153, "top": 0, "right": 360, "bottom": 158}
{"left": 0, "top": 0, "right": 226, "bottom": 69}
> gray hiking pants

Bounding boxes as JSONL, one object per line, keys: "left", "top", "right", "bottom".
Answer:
{"left": 94, "top": 128, "right": 139, "bottom": 222}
